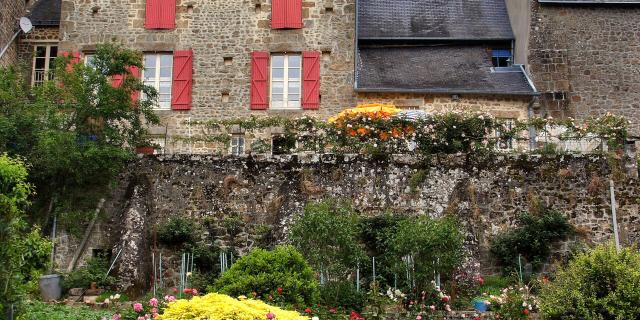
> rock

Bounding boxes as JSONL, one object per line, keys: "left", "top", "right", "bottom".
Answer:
{"left": 83, "top": 295, "right": 98, "bottom": 304}
{"left": 68, "top": 288, "right": 84, "bottom": 296}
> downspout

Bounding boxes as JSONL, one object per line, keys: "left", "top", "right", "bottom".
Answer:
{"left": 353, "top": 0, "right": 360, "bottom": 91}
{"left": 519, "top": 64, "right": 539, "bottom": 151}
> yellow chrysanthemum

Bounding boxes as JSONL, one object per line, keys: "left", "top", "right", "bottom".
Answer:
{"left": 157, "top": 293, "right": 309, "bottom": 320}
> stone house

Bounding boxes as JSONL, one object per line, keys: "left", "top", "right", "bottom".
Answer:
{"left": 5, "top": 0, "right": 638, "bottom": 153}
{"left": 521, "top": 0, "right": 640, "bottom": 139}
{"left": 355, "top": 0, "right": 538, "bottom": 132}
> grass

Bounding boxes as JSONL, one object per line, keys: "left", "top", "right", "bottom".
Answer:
{"left": 477, "top": 275, "right": 515, "bottom": 297}
{"left": 16, "top": 301, "right": 112, "bottom": 320}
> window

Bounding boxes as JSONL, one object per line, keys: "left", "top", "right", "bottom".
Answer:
{"left": 143, "top": 54, "right": 173, "bottom": 109}
{"left": 495, "top": 119, "right": 515, "bottom": 150}
{"left": 32, "top": 45, "right": 58, "bottom": 86}
{"left": 84, "top": 54, "right": 95, "bottom": 68}
{"left": 272, "top": 135, "right": 296, "bottom": 155}
{"left": 491, "top": 49, "right": 512, "bottom": 68}
{"left": 230, "top": 135, "right": 245, "bottom": 156}
{"left": 270, "top": 54, "right": 301, "bottom": 110}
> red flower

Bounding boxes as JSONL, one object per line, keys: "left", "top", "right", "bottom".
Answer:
{"left": 172, "top": 287, "right": 178, "bottom": 293}
{"left": 304, "top": 308, "right": 312, "bottom": 314}
{"left": 350, "top": 311, "right": 365, "bottom": 320}
{"left": 329, "top": 308, "right": 337, "bottom": 314}
{"left": 523, "top": 309, "right": 530, "bottom": 315}
{"left": 183, "top": 288, "right": 192, "bottom": 294}
{"left": 277, "top": 287, "right": 283, "bottom": 295}
{"left": 441, "top": 296, "right": 450, "bottom": 303}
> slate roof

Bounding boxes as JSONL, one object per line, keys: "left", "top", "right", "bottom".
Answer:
{"left": 355, "top": 45, "right": 536, "bottom": 95}
{"left": 357, "top": 0, "right": 514, "bottom": 40}
{"left": 539, "top": 0, "right": 640, "bottom": 3}
{"left": 29, "top": 0, "right": 61, "bottom": 26}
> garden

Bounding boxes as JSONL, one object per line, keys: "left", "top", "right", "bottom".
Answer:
{"left": 0, "top": 43, "right": 639, "bottom": 320}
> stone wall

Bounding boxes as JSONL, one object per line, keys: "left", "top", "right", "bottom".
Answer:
{"left": 17, "top": 26, "right": 61, "bottom": 82}
{"left": 528, "top": 2, "right": 640, "bottom": 137}
{"left": 54, "top": 152, "right": 639, "bottom": 293}
{"left": 60, "top": 0, "right": 358, "bottom": 153}
{"left": 0, "top": 0, "right": 24, "bottom": 67}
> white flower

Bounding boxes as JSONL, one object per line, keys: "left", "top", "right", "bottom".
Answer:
{"left": 312, "top": 317, "right": 319, "bottom": 320}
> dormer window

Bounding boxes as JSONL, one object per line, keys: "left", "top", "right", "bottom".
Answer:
{"left": 491, "top": 49, "right": 512, "bottom": 67}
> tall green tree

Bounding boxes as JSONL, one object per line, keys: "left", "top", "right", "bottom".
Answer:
{"left": 0, "top": 42, "right": 159, "bottom": 223}
{"left": 0, "top": 155, "right": 51, "bottom": 315}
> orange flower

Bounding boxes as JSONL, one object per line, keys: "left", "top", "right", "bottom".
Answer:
{"left": 379, "top": 132, "right": 390, "bottom": 141}
{"left": 347, "top": 129, "right": 357, "bottom": 137}
{"left": 357, "top": 128, "right": 368, "bottom": 136}
{"left": 404, "top": 126, "right": 415, "bottom": 134}
{"left": 391, "top": 128, "right": 402, "bottom": 138}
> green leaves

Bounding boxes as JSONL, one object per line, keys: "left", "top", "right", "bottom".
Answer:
{"left": 289, "top": 200, "right": 366, "bottom": 281}
{"left": 490, "top": 210, "right": 573, "bottom": 274}
{"left": 539, "top": 244, "right": 640, "bottom": 319}
{"left": 212, "top": 246, "right": 319, "bottom": 307}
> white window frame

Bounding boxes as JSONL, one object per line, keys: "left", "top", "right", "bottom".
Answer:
{"left": 270, "top": 54, "right": 302, "bottom": 110}
{"left": 230, "top": 135, "right": 245, "bottom": 156}
{"left": 142, "top": 53, "right": 173, "bottom": 110}
{"left": 31, "top": 44, "right": 58, "bottom": 86}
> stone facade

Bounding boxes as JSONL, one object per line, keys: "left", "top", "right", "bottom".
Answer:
{"left": 52, "top": 153, "right": 639, "bottom": 292}
{"left": 59, "top": 0, "right": 358, "bottom": 153}
{"left": 0, "top": 0, "right": 25, "bottom": 67}
{"left": 528, "top": 2, "right": 640, "bottom": 137}
{"left": 17, "top": 26, "right": 61, "bottom": 83}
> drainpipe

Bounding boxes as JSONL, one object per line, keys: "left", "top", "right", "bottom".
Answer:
{"left": 528, "top": 97, "right": 538, "bottom": 151}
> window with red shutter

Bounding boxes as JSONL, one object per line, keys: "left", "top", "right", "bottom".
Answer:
{"left": 111, "top": 66, "right": 141, "bottom": 104}
{"left": 302, "top": 51, "right": 320, "bottom": 110}
{"left": 61, "top": 51, "right": 81, "bottom": 72}
{"left": 171, "top": 50, "right": 193, "bottom": 110}
{"left": 145, "top": 0, "right": 176, "bottom": 30}
{"left": 250, "top": 52, "right": 269, "bottom": 110}
{"left": 272, "top": 0, "right": 303, "bottom": 29}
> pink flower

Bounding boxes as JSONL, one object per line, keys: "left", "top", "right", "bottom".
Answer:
{"left": 266, "top": 312, "right": 276, "bottom": 320}
{"left": 111, "top": 314, "right": 121, "bottom": 320}
{"left": 151, "top": 308, "right": 158, "bottom": 314}
{"left": 149, "top": 298, "right": 159, "bottom": 307}
{"left": 133, "top": 303, "right": 143, "bottom": 312}
{"left": 191, "top": 289, "right": 199, "bottom": 296}
{"left": 429, "top": 305, "right": 436, "bottom": 311}
{"left": 164, "top": 295, "right": 176, "bottom": 302}
{"left": 416, "top": 316, "right": 423, "bottom": 320}
{"left": 137, "top": 317, "right": 145, "bottom": 320}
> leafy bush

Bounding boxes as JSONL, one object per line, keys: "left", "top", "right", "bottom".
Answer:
{"left": 491, "top": 210, "right": 573, "bottom": 273}
{"left": 289, "top": 200, "right": 366, "bottom": 280}
{"left": 389, "top": 215, "right": 464, "bottom": 293}
{"left": 16, "top": 301, "right": 111, "bottom": 320}
{"left": 211, "top": 246, "right": 319, "bottom": 307}
{"left": 62, "top": 257, "right": 115, "bottom": 292}
{"left": 0, "top": 155, "right": 52, "bottom": 314}
{"left": 157, "top": 293, "right": 307, "bottom": 320}
{"left": 319, "top": 281, "right": 366, "bottom": 312}
{"left": 539, "top": 244, "right": 640, "bottom": 319}
{"left": 488, "top": 285, "right": 538, "bottom": 319}
{"left": 157, "top": 217, "right": 200, "bottom": 247}
{"left": 359, "top": 214, "right": 407, "bottom": 286}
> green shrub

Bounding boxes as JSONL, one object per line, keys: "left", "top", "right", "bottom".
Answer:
{"left": 490, "top": 210, "right": 573, "bottom": 273}
{"left": 16, "top": 301, "right": 111, "bottom": 320}
{"left": 319, "top": 281, "right": 366, "bottom": 312}
{"left": 62, "top": 257, "right": 115, "bottom": 292}
{"left": 157, "top": 217, "right": 200, "bottom": 247}
{"left": 359, "top": 214, "right": 407, "bottom": 287}
{"left": 389, "top": 215, "right": 464, "bottom": 293}
{"left": 539, "top": 244, "right": 640, "bottom": 319}
{"left": 211, "top": 246, "right": 319, "bottom": 307}
{"left": 289, "top": 200, "right": 366, "bottom": 280}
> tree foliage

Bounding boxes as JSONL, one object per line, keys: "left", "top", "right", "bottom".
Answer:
{"left": 289, "top": 200, "right": 366, "bottom": 280}
{"left": 0, "top": 155, "right": 52, "bottom": 314}
{"left": 0, "top": 42, "right": 159, "bottom": 222}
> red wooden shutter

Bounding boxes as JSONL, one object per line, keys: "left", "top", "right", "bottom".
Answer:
{"left": 145, "top": 0, "right": 176, "bottom": 30}
{"left": 62, "top": 51, "right": 81, "bottom": 71}
{"left": 129, "top": 66, "right": 141, "bottom": 103}
{"left": 250, "top": 52, "right": 269, "bottom": 110}
{"left": 171, "top": 50, "right": 193, "bottom": 110}
{"left": 111, "top": 75, "right": 124, "bottom": 88}
{"left": 272, "top": 0, "right": 303, "bottom": 29}
{"left": 302, "top": 51, "right": 320, "bottom": 110}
